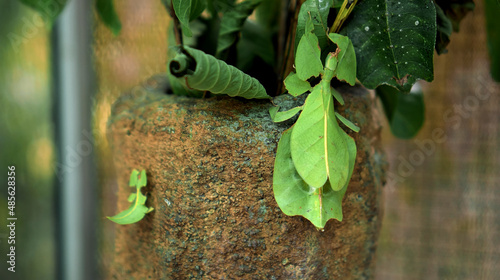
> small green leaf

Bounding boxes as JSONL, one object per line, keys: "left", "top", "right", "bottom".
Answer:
{"left": 327, "top": 33, "right": 357, "bottom": 86}
{"left": 290, "top": 83, "right": 349, "bottom": 189}
{"left": 377, "top": 84, "right": 425, "bottom": 139}
{"left": 172, "top": 0, "right": 206, "bottom": 37}
{"left": 108, "top": 169, "right": 154, "bottom": 225}
{"left": 295, "top": 14, "right": 324, "bottom": 81}
{"left": 269, "top": 106, "right": 303, "bottom": 123}
{"left": 284, "top": 72, "right": 312, "bottom": 97}
{"left": 18, "top": 0, "right": 67, "bottom": 27}
{"left": 217, "top": 0, "right": 263, "bottom": 56}
{"left": 168, "top": 46, "right": 270, "bottom": 99}
{"left": 335, "top": 112, "right": 360, "bottom": 133}
{"left": 96, "top": 0, "right": 122, "bottom": 35}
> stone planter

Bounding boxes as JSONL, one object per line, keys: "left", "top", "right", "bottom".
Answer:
{"left": 104, "top": 75, "right": 385, "bottom": 279}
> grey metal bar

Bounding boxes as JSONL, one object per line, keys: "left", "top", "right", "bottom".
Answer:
{"left": 53, "top": 0, "right": 97, "bottom": 279}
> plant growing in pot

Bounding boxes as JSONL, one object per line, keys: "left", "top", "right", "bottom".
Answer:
{"left": 19, "top": 0, "right": 495, "bottom": 278}
{"left": 97, "top": 0, "right": 485, "bottom": 278}
{"left": 98, "top": 0, "right": 478, "bottom": 278}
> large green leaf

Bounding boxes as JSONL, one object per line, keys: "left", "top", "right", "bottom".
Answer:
{"left": 290, "top": 83, "right": 349, "bottom": 190}
{"left": 172, "top": 0, "right": 206, "bottom": 37}
{"left": 295, "top": 14, "right": 324, "bottom": 81}
{"left": 217, "top": 0, "right": 262, "bottom": 57}
{"left": 342, "top": 0, "right": 436, "bottom": 92}
{"left": 108, "top": 169, "right": 154, "bottom": 225}
{"left": 18, "top": 0, "right": 67, "bottom": 26}
{"left": 96, "top": 0, "right": 121, "bottom": 35}
{"left": 485, "top": 0, "right": 500, "bottom": 82}
{"left": 295, "top": 0, "right": 333, "bottom": 53}
{"left": 273, "top": 128, "right": 355, "bottom": 229}
{"left": 377, "top": 84, "right": 425, "bottom": 139}
{"left": 168, "top": 46, "right": 270, "bottom": 99}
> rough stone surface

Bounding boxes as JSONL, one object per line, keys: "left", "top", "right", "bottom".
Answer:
{"left": 105, "top": 76, "right": 386, "bottom": 279}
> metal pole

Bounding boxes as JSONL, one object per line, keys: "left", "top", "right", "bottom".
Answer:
{"left": 52, "top": 0, "right": 97, "bottom": 279}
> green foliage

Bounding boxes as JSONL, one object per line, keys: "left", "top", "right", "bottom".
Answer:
{"left": 168, "top": 46, "right": 270, "bottom": 99}
{"left": 172, "top": 0, "right": 206, "bottom": 37}
{"left": 376, "top": 84, "right": 425, "bottom": 139}
{"left": 107, "top": 169, "right": 154, "bottom": 225}
{"left": 237, "top": 21, "right": 275, "bottom": 69}
{"left": 96, "top": 0, "right": 122, "bottom": 36}
{"left": 18, "top": 0, "right": 67, "bottom": 26}
{"left": 342, "top": 0, "right": 436, "bottom": 92}
{"left": 217, "top": 0, "right": 263, "bottom": 58}
{"left": 434, "top": 0, "right": 474, "bottom": 54}
{"left": 484, "top": 0, "right": 500, "bottom": 82}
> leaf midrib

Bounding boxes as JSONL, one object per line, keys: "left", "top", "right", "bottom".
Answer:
{"left": 383, "top": 1, "right": 401, "bottom": 79}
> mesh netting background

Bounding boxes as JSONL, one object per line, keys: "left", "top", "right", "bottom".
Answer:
{"left": 375, "top": 1, "right": 500, "bottom": 278}
{"left": 94, "top": 1, "right": 500, "bottom": 278}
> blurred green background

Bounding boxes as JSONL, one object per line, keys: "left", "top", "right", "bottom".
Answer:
{"left": 0, "top": 1, "right": 56, "bottom": 280}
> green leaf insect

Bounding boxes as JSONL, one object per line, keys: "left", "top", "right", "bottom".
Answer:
{"left": 107, "top": 169, "right": 154, "bottom": 225}
{"left": 168, "top": 46, "right": 271, "bottom": 99}
{"left": 272, "top": 30, "right": 360, "bottom": 228}
{"left": 273, "top": 127, "right": 356, "bottom": 230}
{"left": 290, "top": 83, "right": 350, "bottom": 190}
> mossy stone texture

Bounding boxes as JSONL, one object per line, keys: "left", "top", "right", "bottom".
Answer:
{"left": 105, "top": 76, "right": 386, "bottom": 279}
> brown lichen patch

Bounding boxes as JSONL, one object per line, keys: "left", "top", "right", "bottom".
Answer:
{"left": 105, "top": 79, "right": 386, "bottom": 279}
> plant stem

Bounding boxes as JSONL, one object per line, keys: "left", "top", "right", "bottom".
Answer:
{"left": 276, "top": 0, "right": 303, "bottom": 96}
{"left": 168, "top": 2, "right": 183, "bottom": 45}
